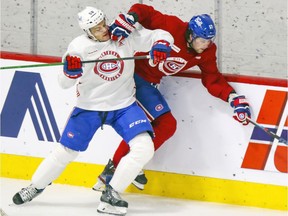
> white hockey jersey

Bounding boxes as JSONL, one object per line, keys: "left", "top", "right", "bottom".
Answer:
{"left": 58, "top": 28, "right": 173, "bottom": 111}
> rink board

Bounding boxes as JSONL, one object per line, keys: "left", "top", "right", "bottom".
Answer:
{"left": 0, "top": 53, "right": 287, "bottom": 210}
{"left": 1, "top": 153, "right": 287, "bottom": 210}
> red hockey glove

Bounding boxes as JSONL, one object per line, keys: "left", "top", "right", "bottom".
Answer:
{"left": 149, "top": 40, "right": 172, "bottom": 64}
{"left": 63, "top": 56, "right": 83, "bottom": 79}
{"left": 109, "top": 14, "right": 136, "bottom": 42}
{"left": 229, "top": 94, "right": 251, "bottom": 125}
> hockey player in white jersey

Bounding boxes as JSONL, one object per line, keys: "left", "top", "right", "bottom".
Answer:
{"left": 12, "top": 6, "right": 173, "bottom": 216}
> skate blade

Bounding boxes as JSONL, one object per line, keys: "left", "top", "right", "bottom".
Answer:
{"left": 97, "top": 201, "right": 127, "bottom": 216}
{"left": 92, "top": 179, "right": 105, "bottom": 191}
{"left": 132, "top": 180, "right": 144, "bottom": 190}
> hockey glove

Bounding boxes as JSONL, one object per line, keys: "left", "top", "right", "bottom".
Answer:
{"left": 63, "top": 56, "right": 83, "bottom": 79}
{"left": 149, "top": 40, "right": 172, "bottom": 64}
{"left": 109, "top": 14, "right": 136, "bottom": 42}
{"left": 229, "top": 93, "right": 251, "bottom": 125}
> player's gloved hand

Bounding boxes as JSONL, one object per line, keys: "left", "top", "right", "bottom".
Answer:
{"left": 109, "top": 13, "right": 136, "bottom": 42}
{"left": 149, "top": 40, "right": 172, "bottom": 65}
{"left": 229, "top": 93, "right": 251, "bottom": 125}
{"left": 63, "top": 56, "right": 83, "bottom": 79}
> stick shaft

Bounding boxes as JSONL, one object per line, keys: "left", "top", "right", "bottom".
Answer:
{"left": 248, "top": 118, "right": 287, "bottom": 145}
{"left": 0, "top": 55, "right": 149, "bottom": 70}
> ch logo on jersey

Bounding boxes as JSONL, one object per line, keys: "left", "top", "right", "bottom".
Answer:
{"left": 158, "top": 57, "right": 188, "bottom": 76}
{"left": 241, "top": 90, "right": 287, "bottom": 173}
{"left": 94, "top": 50, "right": 124, "bottom": 81}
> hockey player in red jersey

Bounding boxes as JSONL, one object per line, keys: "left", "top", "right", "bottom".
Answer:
{"left": 93, "top": 3, "right": 251, "bottom": 191}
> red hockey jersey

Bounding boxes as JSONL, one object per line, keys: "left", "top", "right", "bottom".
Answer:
{"left": 129, "top": 4, "right": 234, "bottom": 102}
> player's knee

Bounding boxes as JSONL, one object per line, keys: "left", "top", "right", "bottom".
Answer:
{"left": 52, "top": 144, "right": 79, "bottom": 166}
{"left": 129, "top": 132, "right": 154, "bottom": 165}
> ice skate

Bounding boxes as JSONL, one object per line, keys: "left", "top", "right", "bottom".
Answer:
{"left": 93, "top": 159, "right": 115, "bottom": 191}
{"left": 97, "top": 184, "right": 128, "bottom": 216}
{"left": 12, "top": 185, "right": 44, "bottom": 205}
{"left": 132, "top": 170, "right": 148, "bottom": 190}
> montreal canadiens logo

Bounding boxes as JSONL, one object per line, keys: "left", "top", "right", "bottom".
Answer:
{"left": 67, "top": 131, "right": 74, "bottom": 138}
{"left": 155, "top": 104, "right": 164, "bottom": 111}
{"left": 160, "top": 57, "right": 187, "bottom": 75}
{"left": 94, "top": 50, "right": 124, "bottom": 81}
{"left": 239, "top": 113, "right": 245, "bottom": 120}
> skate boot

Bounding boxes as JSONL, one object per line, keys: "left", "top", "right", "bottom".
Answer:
{"left": 12, "top": 185, "right": 44, "bottom": 205}
{"left": 132, "top": 170, "right": 148, "bottom": 190}
{"left": 97, "top": 184, "right": 128, "bottom": 216}
{"left": 92, "top": 159, "right": 115, "bottom": 191}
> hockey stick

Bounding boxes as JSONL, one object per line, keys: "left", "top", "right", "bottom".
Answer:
{"left": 0, "top": 55, "right": 150, "bottom": 70}
{"left": 248, "top": 117, "right": 288, "bottom": 145}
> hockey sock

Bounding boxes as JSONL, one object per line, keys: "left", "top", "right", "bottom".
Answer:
{"left": 151, "top": 112, "right": 177, "bottom": 150}
{"left": 31, "top": 144, "right": 79, "bottom": 189}
{"left": 109, "top": 132, "right": 154, "bottom": 192}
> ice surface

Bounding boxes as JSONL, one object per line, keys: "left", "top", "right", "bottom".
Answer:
{"left": 0, "top": 178, "right": 286, "bottom": 216}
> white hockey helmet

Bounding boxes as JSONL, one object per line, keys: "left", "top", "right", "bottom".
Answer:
{"left": 78, "top": 6, "right": 105, "bottom": 40}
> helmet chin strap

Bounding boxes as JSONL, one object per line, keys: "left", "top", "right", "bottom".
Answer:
{"left": 187, "top": 41, "right": 193, "bottom": 49}
{"left": 84, "top": 29, "right": 97, "bottom": 41}
{"left": 185, "top": 29, "right": 195, "bottom": 50}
